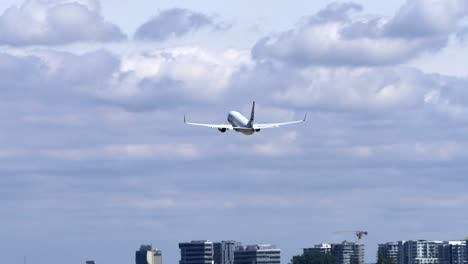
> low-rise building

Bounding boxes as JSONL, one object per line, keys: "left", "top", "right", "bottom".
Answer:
{"left": 136, "top": 245, "right": 162, "bottom": 264}
{"left": 304, "top": 244, "right": 332, "bottom": 255}
{"left": 234, "top": 244, "right": 280, "bottom": 264}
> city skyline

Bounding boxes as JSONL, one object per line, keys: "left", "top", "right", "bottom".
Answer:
{"left": 88, "top": 238, "right": 468, "bottom": 264}
{"left": 1, "top": 0, "right": 468, "bottom": 264}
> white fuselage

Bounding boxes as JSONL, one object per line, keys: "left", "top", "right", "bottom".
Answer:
{"left": 227, "top": 111, "right": 255, "bottom": 135}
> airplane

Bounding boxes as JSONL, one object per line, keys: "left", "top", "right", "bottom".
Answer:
{"left": 184, "top": 102, "right": 306, "bottom": 135}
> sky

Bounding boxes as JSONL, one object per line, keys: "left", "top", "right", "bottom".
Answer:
{"left": 1, "top": 0, "right": 468, "bottom": 264}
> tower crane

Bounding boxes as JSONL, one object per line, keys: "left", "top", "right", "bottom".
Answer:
{"left": 333, "top": 230, "right": 368, "bottom": 244}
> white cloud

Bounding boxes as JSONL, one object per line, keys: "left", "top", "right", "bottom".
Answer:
{"left": 102, "top": 47, "right": 251, "bottom": 109}
{"left": 252, "top": 131, "right": 302, "bottom": 157}
{"left": 231, "top": 61, "right": 468, "bottom": 117}
{"left": 0, "top": 0, "right": 126, "bottom": 46}
{"left": 385, "top": 0, "right": 468, "bottom": 38}
{"left": 1, "top": 45, "right": 468, "bottom": 121}
{"left": 424, "top": 89, "right": 468, "bottom": 118}
{"left": 252, "top": 0, "right": 468, "bottom": 66}
{"left": 135, "top": 8, "right": 231, "bottom": 42}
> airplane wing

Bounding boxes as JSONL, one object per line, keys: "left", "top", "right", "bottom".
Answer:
{"left": 253, "top": 114, "right": 307, "bottom": 129}
{"left": 184, "top": 115, "right": 233, "bottom": 129}
{"left": 185, "top": 122, "right": 233, "bottom": 129}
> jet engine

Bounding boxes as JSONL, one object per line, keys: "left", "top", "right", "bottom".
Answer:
{"left": 218, "top": 128, "right": 227, "bottom": 133}
{"left": 255, "top": 129, "right": 261, "bottom": 132}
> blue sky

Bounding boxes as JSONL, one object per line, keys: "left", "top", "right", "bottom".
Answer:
{"left": 1, "top": 0, "right": 468, "bottom": 264}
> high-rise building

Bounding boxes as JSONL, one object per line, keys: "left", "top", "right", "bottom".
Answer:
{"left": 136, "top": 245, "right": 162, "bottom": 264}
{"left": 398, "top": 240, "right": 443, "bottom": 264}
{"left": 179, "top": 240, "right": 214, "bottom": 264}
{"left": 379, "top": 240, "right": 468, "bottom": 264}
{"left": 448, "top": 241, "right": 466, "bottom": 264}
{"left": 331, "top": 241, "right": 363, "bottom": 264}
{"left": 439, "top": 241, "right": 467, "bottom": 264}
{"left": 214, "top": 241, "right": 240, "bottom": 264}
{"left": 304, "top": 244, "right": 332, "bottom": 255}
{"left": 233, "top": 244, "right": 281, "bottom": 264}
{"left": 378, "top": 242, "right": 399, "bottom": 263}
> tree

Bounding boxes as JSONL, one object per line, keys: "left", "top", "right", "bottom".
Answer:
{"left": 377, "top": 256, "right": 397, "bottom": 264}
{"left": 291, "top": 253, "right": 337, "bottom": 264}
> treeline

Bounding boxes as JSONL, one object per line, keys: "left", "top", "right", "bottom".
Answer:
{"left": 290, "top": 253, "right": 337, "bottom": 264}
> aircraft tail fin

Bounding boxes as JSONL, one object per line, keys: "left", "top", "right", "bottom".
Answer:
{"left": 248, "top": 101, "right": 255, "bottom": 126}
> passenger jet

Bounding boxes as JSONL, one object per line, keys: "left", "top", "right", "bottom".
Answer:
{"left": 184, "top": 102, "right": 306, "bottom": 135}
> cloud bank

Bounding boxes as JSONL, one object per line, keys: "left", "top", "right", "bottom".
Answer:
{"left": 252, "top": 0, "right": 468, "bottom": 66}
{"left": 0, "top": 0, "right": 126, "bottom": 46}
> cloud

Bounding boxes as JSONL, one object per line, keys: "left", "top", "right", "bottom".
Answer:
{"left": 40, "top": 143, "right": 201, "bottom": 160}
{"left": 229, "top": 61, "right": 468, "bottom": 118}
{"left": 252, "top": 0, "right": 468, "bottom": 66}
{"left": 424, "top": 89, "right": 468, "bottom": 118}
{"left": 1, "top": 53, "right": 468, "bottom": 264}
{"left": 135, "top": 8, "right": 231, "bottom": 42}
{"left": 5, "top": 45, "right": 468, "bottom": 122}
{"left": 0, "top": 0, "right": 126, "bottom": 46}
{"left": 0, "top": 47, "right": 253, "bottom": 113}
{"left": 314, "top": 2, "right": 362, "bottom": 22}
{"left": 251, "top": 131, "right": 302, "bottom": 157}
{"left": 2, "top": 2, "right": 468, "bottom": 264}
{"left": 0, "top": 49, "right": 121, "bottom": 110}
{"left": 385, "top": 0, "right": 468, "bottom": 38}
{"left": 2, "top": 45, "right": 468, "bottom": 119}
{"left": 456, "top": 26, "right": 468, "bottom": 42}
{"left": 103, "top": 47, "right": 251, "bottom": 110}
{"left": 342, "top": 141, "right": 466, "bottom": 162}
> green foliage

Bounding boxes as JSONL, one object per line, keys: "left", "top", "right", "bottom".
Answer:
{"left": 291, "top": 253, "right": 337, "bottom": 264}
{"left": 377, "top": 256, "right": 397, "bottom": 264}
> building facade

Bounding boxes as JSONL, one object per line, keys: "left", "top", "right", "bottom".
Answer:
{"left": 447, "top": 241, "right": 467, "bottom": 264}
{"left": 378, "top": 242, "right": 399, "bottom": 263}
{"left": 331, "top": 241, "right": 363, "bottom": 264}
{"left": 304, "top": 244, "right": 332, "bottom": 255}
{"left": 135, "top": 245, "right": 162, "bottom": 264}
{"left": 379, "top": 240, "right": 467, "bottom": 264}
{"left": 438, "top": 241, "right": 467, "bottom": 264}
{"left": 179, "top": 240, "right": 214, "bottom": 264}
{"left": 214, "top": 241, "right": 240, "bottom": 264}
{"left": 398, "top": 240, "right": 442, "bottom": 264}
{"left": 233, "top": 244, "right": 281, "bottom": 264}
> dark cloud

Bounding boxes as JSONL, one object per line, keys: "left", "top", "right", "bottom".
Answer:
{"left": 135, "top": 8, "right": 230, "bottom": 41}
{"left": 252, "top": 0, "right": 468, "bottom": 66}
{"left": 0, "top": 0, "right": 126, "bottom": 46}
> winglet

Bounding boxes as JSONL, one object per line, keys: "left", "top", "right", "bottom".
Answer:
{"left": 303, "top": 113, "right": 307, "bottom": 122}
